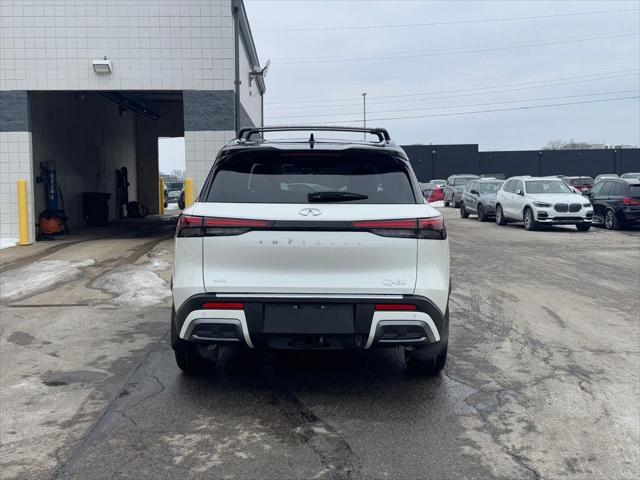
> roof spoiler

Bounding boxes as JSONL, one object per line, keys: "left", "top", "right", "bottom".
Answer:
{"left": 237, "top": 126, "right": 391, "bottom": 143}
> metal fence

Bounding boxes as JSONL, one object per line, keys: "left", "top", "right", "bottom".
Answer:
{"left": 401, "top": 144, "right": 640, "bottom": 181}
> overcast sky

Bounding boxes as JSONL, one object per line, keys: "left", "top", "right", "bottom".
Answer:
{"left": 244, "top": 0, "right": 640, "bottom": 150}
{"left": 158, "top": 137, "right": 185, "bottom": 174}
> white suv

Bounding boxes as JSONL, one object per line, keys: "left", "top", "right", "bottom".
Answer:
{"left": 171, "top": 127, "right": 450, "bottom": 376}
{"left": 495, "top": 176, "right": 593, "bottom": 231}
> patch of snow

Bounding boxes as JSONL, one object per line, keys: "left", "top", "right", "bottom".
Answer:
{"left": 91, "top": 265, "right": 170, "bottom": 307}
{"left": 0, "top": 259, "right": 95, "bottom": 302}
{"left": 0, "top": 238, "right": 18, "bottom": 250}
{"left": 149, "top": 258, "right": 170, "bottom": 271}
{"left": 311, "top": 425, "right": 331, "bottom": 435}
{"left": 429, "top": 200, "right": 445, "bottom": 208}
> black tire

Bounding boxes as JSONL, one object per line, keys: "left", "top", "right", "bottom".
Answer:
{"left": 174, "top": 343, "right": 218, "bottom": 375}
{"left": 604, "top": 209, "right": 621, "bottom": 230}
{"left": 495, "top": 205, "right": 507, "bottom": 225}
{"left": 405, "top": 342, "right": 448, "bottom": 375}
{"left": 171, "top": 315, "right": 218, "bottom": 375}
{"left": 576, "top": 223, "right": 591, "bottom": 232}
{"left": 523, "top": 208, "right": 537, "bottom": 231}
{"left": 444, "top": 198, "right": 450, "bottom": 207}
{"left": 460, "top": 203, "right": 469, "bottom": 218}
{"left": 477, "top": 204, "right": 486, "bottom": 222}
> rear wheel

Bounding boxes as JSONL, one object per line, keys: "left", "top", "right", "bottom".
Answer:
{"left": 495, "top": 205, "right": 507, "bottom": 225}
{"left": 174, "top": 343, "right": 218, "bottom": 375}
{"left": 477, "top": 204, "right": 487, "bottom": 222}
{"left": 460, "top": 203, "right": 469, "bottom": 218}
{"left": 523, "top": 208, "right": 537, "bottom": 231}
{"left": 576, "top": 223, "right": 591, "bottom": 231}
{"left": 405, "top": 342, "right": 448, "bottom": 375}
{"left": 604, "top": 208, "right": 621, "bottom": 230}
{"left": 172, "top": 316, "right": 218, "bottom": 375}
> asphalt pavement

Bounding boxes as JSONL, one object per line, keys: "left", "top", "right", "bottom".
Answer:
{"left": 1, "top": 208, "right": 638, "bottom": 480}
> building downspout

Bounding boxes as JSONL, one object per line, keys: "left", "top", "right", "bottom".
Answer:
{"left": 233, "top": 5, "right": 241, "bottom": 136}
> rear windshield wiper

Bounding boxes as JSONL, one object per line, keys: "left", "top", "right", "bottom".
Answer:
{"left": 308, "top": 191, "right": 369, "bottom": 203}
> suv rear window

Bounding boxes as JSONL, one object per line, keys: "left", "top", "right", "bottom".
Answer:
{"left": 204, "top": 150, "right": 417, "bottom": 204}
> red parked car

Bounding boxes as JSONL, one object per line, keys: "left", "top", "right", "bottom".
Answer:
{"left": 562, "top": 176, "right": 594, "bottom": 193}
{"left": 420, "top": 182, "right": 444, "bottom": 203}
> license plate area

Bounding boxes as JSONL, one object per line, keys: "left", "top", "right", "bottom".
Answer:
{"left": 263, "top": 303, "right": 355, "bottom": 334}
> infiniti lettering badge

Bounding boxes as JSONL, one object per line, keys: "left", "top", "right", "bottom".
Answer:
{"left": 299, "top": 208, "right": 322, "bottom": 217}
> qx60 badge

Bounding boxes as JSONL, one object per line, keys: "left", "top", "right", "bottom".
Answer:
{"left": 299, "top": 208, "right": 323, "bottom": 217}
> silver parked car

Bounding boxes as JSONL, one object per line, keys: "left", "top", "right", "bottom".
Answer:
{"left": 443, "top": 174, "right": 479, "bottom": 207}
{"left": 594, "top": 174, "right": 619, "bottom": 182}
{"left": 621, "top": 172, "right": 640, "bottom": 180}
{"left": 460, "top": 179, "right": 504, "bottom": 221}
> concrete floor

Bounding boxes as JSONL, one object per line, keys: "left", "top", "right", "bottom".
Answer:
{"left": 0, "top": 208, "right": 638, "bottom": 480}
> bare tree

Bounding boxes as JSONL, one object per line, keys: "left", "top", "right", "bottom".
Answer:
{"left": 169, "top": 169, "right": 185, "bottom": 181}
{"left": 543, "top": 139, "right": 607, "bottom": 150}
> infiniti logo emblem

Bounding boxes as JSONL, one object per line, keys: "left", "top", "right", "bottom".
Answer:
{"left": 299, "top": 208, "right": 322, "bottom": 217}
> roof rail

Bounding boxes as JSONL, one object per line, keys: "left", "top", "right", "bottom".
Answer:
{"left": 237, "top": 126, "right": 391, "bottom": 143}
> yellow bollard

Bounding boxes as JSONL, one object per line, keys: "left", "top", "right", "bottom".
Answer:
{"left": 17, "top": 179, "right": 30, "bottom": 245}
{"left": 158, "top": 177, "right": 165, "bottom": 215}
{"left": 184, "top": 177, "right": 194, "bottom": 208}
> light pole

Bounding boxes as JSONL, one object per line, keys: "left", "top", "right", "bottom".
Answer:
{"left": 362, "top": 92, "right": 367, "bottom": 139}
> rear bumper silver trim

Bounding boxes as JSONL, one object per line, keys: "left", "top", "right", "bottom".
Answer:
{"left": 365, "top": 312, "right": 440, "bottom": 349}
{"left": 214, "top": 293, "right": 404, "bottom": 300}
{"left": 180, "top": 310, "right": 254, "bottom": 348}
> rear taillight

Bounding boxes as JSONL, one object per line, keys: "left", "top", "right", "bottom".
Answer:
{"left": 203, "top": 217, "right": 269, "bottom": 236}
{"left": 352, "top": 219, "right": 417, "bottom": 229}
{"left": 418, "top": 217, "right": 447, "bottom": 239}
{"left": 176, "top": 215, "right": 446, "bottom": 239}
{"left": 351, "top": 217, "right": 446, "bottom": 239}
{"left": 375, "top": 304, "right": 417, "bottom": 311}
{"left": 176, "top": 215, "right": 203, "bottom": 237}
{"left": 176, "top": 215, "right": 269, "bottom": 237}
{"left": 202, "top": 302, "right": 244, "bottom": 310}
{"left": 623, "top": 197, "right": 640, "bottom": 206}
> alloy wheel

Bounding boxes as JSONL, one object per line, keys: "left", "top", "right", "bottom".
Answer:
{"left": 605, "top": 210, "right": 614, "bottom": 229}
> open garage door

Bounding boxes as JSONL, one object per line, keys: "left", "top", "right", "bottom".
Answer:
{"left": 28, "top": 91, "right": 184, "bottom": 234}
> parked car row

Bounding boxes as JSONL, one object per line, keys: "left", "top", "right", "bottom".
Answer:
{"left": 450, "top": 173, "right": 640, "bottom": 231}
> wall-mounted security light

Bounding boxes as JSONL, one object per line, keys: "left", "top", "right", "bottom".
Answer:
{"left": 92, "top": 57, "right": 112, "bottom": 74}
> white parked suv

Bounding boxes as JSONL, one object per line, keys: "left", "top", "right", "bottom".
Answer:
{"left": 171, "top": 127, "right": 450, "bottom": 376}
{"left": 495, "top": 176, "right": 593, "bottom": 231}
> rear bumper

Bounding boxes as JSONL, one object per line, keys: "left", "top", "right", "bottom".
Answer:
{"left": 622, "top": 208, "right": 640, "bottom": 225}
{"left": 172, "top": 294, "right": 448, "bottom": 351}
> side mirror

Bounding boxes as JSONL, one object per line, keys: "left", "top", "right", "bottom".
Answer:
{"left": 516, "top": 189, "right": 524, "bottom": 196}
{"left": 470, "top": 189, "right": 478, "bottom": 195}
